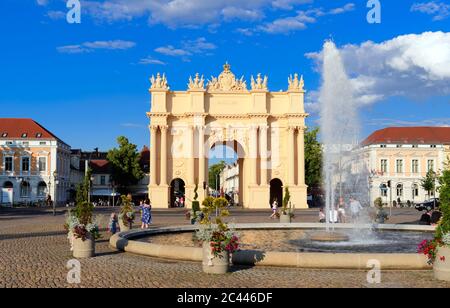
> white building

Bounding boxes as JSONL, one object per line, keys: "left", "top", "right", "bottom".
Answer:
{"left": 361, "top": 127, "right": 450, "bottom": 206}
{"left": 219, "top": 162, "right": 240, "bottom": 205}
{"left": 0, "top": 119, "right": 71, "bottom": 206}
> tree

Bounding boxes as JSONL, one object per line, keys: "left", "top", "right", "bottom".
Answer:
{"left": 107, "top": 136, "right": 144, "bottom": 194}
{"left": 421, "top": 169, "right": 437, "bottom": 199}
{"left": 436, "top": 161, "right": 450, "bottom": 240}
{"left": 75, "top": 168, "right": 92, "bottom": 206}
{"left": 208, "top": 161, "right": 226, "bottom": 190}
{"left": 304, "top": 128, "right": 323, "bottom": 190}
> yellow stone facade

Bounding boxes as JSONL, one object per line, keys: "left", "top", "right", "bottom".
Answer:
{"left": 147, "top": 64, "right": 308, "bottom": 209}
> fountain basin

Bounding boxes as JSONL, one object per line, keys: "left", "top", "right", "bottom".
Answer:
{"left": 309, "top": 231, "right": 349, "bottom": 242}
{"left": 110, "top": 223, "right": 434, "bottom": 270}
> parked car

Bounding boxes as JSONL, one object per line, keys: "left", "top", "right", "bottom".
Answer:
{"left": 415, "top": 198, "right": 440, "bottom": 212}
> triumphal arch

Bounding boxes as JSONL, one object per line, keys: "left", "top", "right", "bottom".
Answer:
{"left": 147, "top": 63, "right": 308, "bottom": 209}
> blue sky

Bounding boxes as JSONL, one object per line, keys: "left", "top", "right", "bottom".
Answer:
{"left": 0, "top": 0, "right": 449, "bottom": 152}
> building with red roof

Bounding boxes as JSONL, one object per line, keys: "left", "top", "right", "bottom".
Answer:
{"left": 0, "top": 118, "right": 71, "bottom": 206}
{"left": 361, "top": 127, "right": 450, "bottom": 207}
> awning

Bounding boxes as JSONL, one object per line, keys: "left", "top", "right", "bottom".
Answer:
{"left": 91, "top": 189, "right": 120, "bottom": 197}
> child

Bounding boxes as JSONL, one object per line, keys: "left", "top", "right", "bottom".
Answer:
{"left": 141, "top": 199, "right": 152, "bottom": 229}
{"left": 108, "top": 213, "right": 119, "bottom": 235}
{"left": 270, "top": 199, "right": 278, "bottom": 219}
{"left": 319, "top": 208, "right": 326, "bottom": 223}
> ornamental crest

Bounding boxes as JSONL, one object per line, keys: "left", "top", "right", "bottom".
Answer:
{"left": 207, "top": 62, "right": 248, "bottom": 92}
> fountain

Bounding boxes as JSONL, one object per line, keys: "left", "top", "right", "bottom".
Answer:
{"left": 312, "top": 40, "right": 371, "bottom": 242}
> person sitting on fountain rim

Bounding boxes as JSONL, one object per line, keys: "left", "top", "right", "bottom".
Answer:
{"left": 349, "top": 197, "right": 363, "bottom": 220}
{"left": 319, "top": 208, "right": 326, "bottom": 223}
{"left": 337, "top": 197, "right": 347, "bottom": 223}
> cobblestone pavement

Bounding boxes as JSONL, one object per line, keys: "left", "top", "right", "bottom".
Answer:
{"left": 0, "top": 207, "right": 449, "bottom": 288}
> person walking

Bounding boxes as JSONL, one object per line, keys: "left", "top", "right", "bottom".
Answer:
{"left": 141, "top": 199, "right": 152, "bottom": 229}
{"left": 270, "top": 198, "right": 278, "bottom": 219}
{"left": 108, "top": 213, "right": 119, "bottom": 235}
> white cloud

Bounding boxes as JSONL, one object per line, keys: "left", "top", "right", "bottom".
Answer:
{"left": 46, "top": 10, "right": 66, "bottom": 20}
{"left": 57, "top": 40, "right": 136, "bottom": 54}
{"left": 36, "top": 0, "right": 49, "bottom": 6}
{"left": 155, "top": 45, "right": 191, "bottom": 57}
{"left": 139, "top": 57, "right": 166, "bottom": 65}
{"left": 271, "top": 0, "right": 313, "bottom": 10}
{"left": 306, "top": 31, "right": 450, "bottom": 109}
{"left": 155, "top": 37, "right": 216, "bottom": 58}
{"left": 411, "top": 1, "right": 450, "bottom": 21}
{"left": 257, "top": 3, "right": 355, "bottom": 34}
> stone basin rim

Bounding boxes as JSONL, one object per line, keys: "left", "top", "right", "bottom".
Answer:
{"left": 109, "top": 223, "right": 434, "bottom": 270}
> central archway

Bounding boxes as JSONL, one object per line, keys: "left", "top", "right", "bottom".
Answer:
{"left": 169, "top": 178, "right": 185, "bottom": 208}
{"left": 270, "top": 178, "right": 283, "bottom": 208}
{"left": 208, "top": 140, "right": 245, "bottom": 206}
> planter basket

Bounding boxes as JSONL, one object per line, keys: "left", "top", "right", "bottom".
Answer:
{"left": 202, "top": 242, "right": 230, "bottom": 274}
{"left": 119, "top": 220, "right": 133, "bottom": 232}
{"left": 72, "top": 233, "right": 95, "bottom": 258}
{"left": 434, "top": 246, "right": 450, "bottom": 282}
{"left": 280, "top": 214, "right": 292, "bottom": 223}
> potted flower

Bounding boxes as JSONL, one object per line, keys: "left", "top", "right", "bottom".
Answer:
{"left": 196, "top": 196, "right": 240, "bottom": 274}
{"left": 418, "top": 164, "right": 450, "bottom": 281}
{"left": 279, "top": 187, "right": 294, "bottom": 223}
{"left": 374, "top": 197, "right": 389, "bottom": 224}
{"left": 64, "top": 201, "right": 101, "bottom": 258}
{"left": 118, "top": 195, "right": 135, "bottom": 232}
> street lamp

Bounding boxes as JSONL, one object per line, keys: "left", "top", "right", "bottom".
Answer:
{"left": 52, "top": 171, "right": 58, "bottom": 216}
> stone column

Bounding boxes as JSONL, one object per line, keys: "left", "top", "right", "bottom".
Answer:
{"left": 297, "top": 127, "right": 305, "bottom": 185}
{"left": 150, "top": 125, "right": 158, "bottom": 186}
{"left": 198, "top": 125, "right": 205, "bottom": 187}
{"left": 288, "top": 126, "right": 295, "bottom": 185}
{"left": 249, "top": 125, "right": 258, "bottom": 185}
{"left": 160, "top": 125, "right": 168, "bottom": 186}
{"left": 259, "top": 125, "right": 268, "bottom": 186}
{"left": 187, "top": 125, "right": 195, "bottom": 185}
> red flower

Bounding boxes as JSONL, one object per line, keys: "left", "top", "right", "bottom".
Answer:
{"left": 440, "top": 256, "right": 446, "bottom": 262}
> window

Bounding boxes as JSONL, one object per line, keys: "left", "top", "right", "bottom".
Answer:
{"left": 21, "top": 157, "right": 30, "bottom": 173}
{"left": 431, "top": 145, "right": 437, "bottom": 148}
{"left": 36, "top": 133, "right": 42, "bottom": 138}
{"left": 4, "top": 157, "right": 13, "bottom": 172}
{"left": 39, "top": 141, "right": 47, "bottom": 145}
{"left": 20, "top": 182, "right": 31, "bottom": 198}
{"left": 37, "top": 182, "right": 47, "bottom": 197}
{"left": 38, "top": 157, "right": 47, "bottom": 172}
{"left": 412, "top": 184, "right": 419, "bottom": 199}
{"left": 412, "top": 145, "right": 418, "bottom": 148}
{"left": 396, "top": 160, "right": 403, "bottom": 173}
{"left": 6, "top": 141, "right": 13, "bottom": 145}
{"left": 21, "top": 133, "right": 28, "bottom": 138}
{"left": 100, "top": 176, "right": 106, "bottom": 186}
{"left": 380, "top": 159, "right": 388, "bottom": 173}
{"left": 380, "top": 184, "right": 388, "bottom": 197}
{"left": 380, "top": 145, "right": 387, "bottom": 148}
{"left": 396, "top": 144, "right": 402, "bottom": 148}
{"left": 1, "top": 132, "right": 7, "bottom": 138}
{"left": 412, "top": 160, "right": 419, "bottom": 174}
{"left": 396, "top": 184, "right": 403, "bottom": 197}
{"left": 428, "top": 160, "right": 434, "bottom": 172}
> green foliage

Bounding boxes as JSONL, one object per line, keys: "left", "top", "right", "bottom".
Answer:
{"left": 119, "top": 195, "right": 135, "bottom": 225}
{"left": 107, "top": 136, "right": 144, "bottom": 194}
{"left": 193, "top": 182, "right": 199, "bottom": 201}
{"left": 201, "top": 197, "right": 229, "bottom": 226}
{"left": 305, "top": 128, "right": 323, "bottom": 189}
{"left": 436, "top": 168, "right": 450, "bottom": 240}
{"left": 75, "top": 168, "right": 92, "bottom": 205}
{"left": 208, "top": 161, "right": 226, "bottom": 190}
{"left": 73, "top": 201, "right": 94, "bottom": 226}
{"left": 421, "top": 169, "right": 437, "bottom": 198}
{"left": 374, "top": 197, "right": 383, "bottom": 208}
{"left": 281, "top": 187, "right": 292, "bottom": 216}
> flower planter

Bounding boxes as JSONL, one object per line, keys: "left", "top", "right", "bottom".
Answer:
{"left": 73, "top": 233, "right": 95, "bottom": 258}
{"left": 434, "top": 246, "right": 450, "bottom": 281}
{"left": 279, "top": 214, "right": 292, "bottom": 223}
{"left": 119, "top": 220, "right": 133, "bottom": 232}
{"left": 202, "top": 242, "right": 230, "bottom": 274}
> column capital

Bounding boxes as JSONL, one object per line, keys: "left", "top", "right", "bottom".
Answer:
{"left": 149, "top": 125, "right": 159, "bottom": 132}
{"left": 160, "top": 125, "right": 169, "bottom": 131}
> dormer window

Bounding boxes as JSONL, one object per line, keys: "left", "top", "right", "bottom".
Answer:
{"left": 36, "top": 133, "right": 42, "bottom": 138}
{"left": 21, "top": 133, "right": 28, "bottom": 138}
{"left": 1, "top": 132, "right": 7, "bottom": 138}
